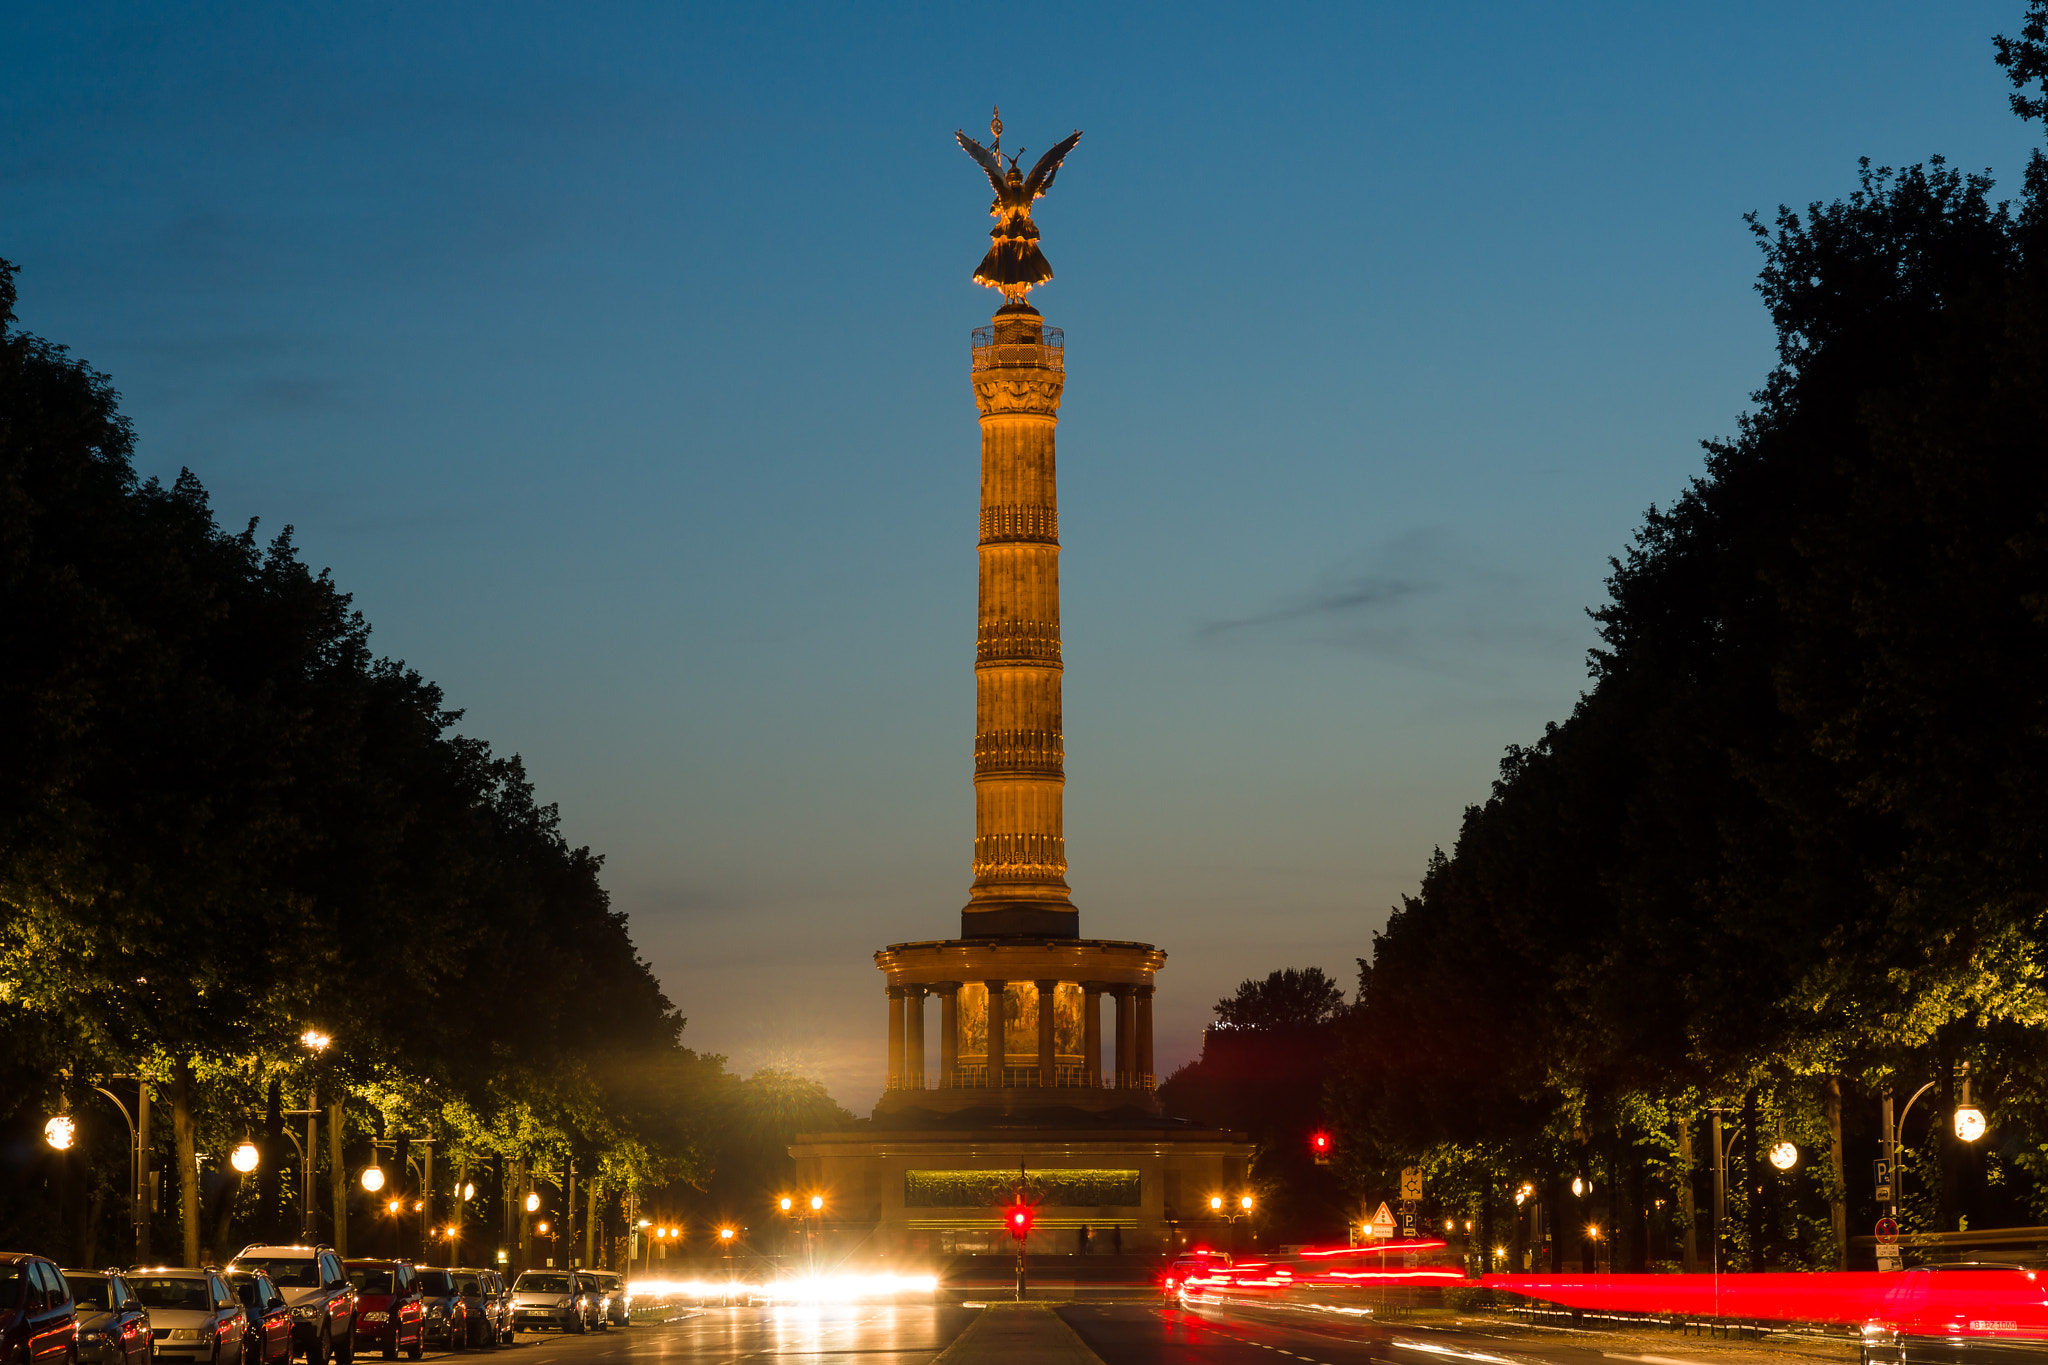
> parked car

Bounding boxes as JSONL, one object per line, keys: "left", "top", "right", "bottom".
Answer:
{"left": 228, "top": 1270, "right": 293, "bottom": 1365}
{"left": 447, "top": 1271, "right": 495, "bottom": 1348}
{"left": 227, "top": 1246, "right": 354, "bottom": 1365}
{"left": 129, "top": 1269, "right": 245, "bottom": 1365}
{"left": 409, "top": 1269, "right": 468, "bottom": 1351}
{"left": 507, "top": 1271, "right": 595, "bottom": 1334}
{"left": 62, "top": 1268, "right": 151, "bottom": 1365}
{"left": 585, "top": 1272, "right": 628, "bottom": 1328}
{"left": 2, "top": 1255, "right": 80, "bottom": 1365}
{"left": 340, "top": 1262, "right": 421, "bottom": 1363}
{"left": 1860, "top": 1262, "right": 2048, "bottom": 1363}
{"left": 475, "top": 1271, "right": 511, "bottom": 1344}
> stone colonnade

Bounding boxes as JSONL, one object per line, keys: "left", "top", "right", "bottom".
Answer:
{"left": 884, "top": 980, "right": 1154, "bottom": 1092}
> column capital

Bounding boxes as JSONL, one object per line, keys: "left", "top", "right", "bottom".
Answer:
{"left": 1134, "top": 984, "right": 1155, "bottom": 999}
{"left": 903, "top": 982, "right": 929, "bottom": 998}
{"left": 932, "top": 980, "right": 962, "bottom": 996}
{"left": 886, "top": 984, "right": 907, "bottom": 1000}
{"left": 1080, "top": 980, "right": 1108, "bottom": 995}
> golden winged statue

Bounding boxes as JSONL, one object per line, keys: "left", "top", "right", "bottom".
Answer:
{"left": 956, "top": 108, "right": 1083, "bottom": 305}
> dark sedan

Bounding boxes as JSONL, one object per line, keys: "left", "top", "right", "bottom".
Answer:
{"left": 62, "top": 1269, "right": 151, "bottom": 1365}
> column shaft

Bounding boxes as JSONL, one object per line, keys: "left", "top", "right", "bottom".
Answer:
{"left": 985, "top": 980, "right": 1007, "bottom": 1088}
{"left": 1035, "top": 980, "right": 1058, "bottom": 1086}
{"left": 904, "top": 986, "right": 927, "bottom": 1091}
{"left": 938, "top": 984, "right": 960, "bottom": 1088}
{"left": 1113, "top": 987, "right": 1134, "bottom": 1088}
{"left": 1136, "top": 985, "right": 1155, "bottom": 1090}
{"left": 1082, "top": 984, "right": 1104, "bottom": 1087}
{"left": 965, "top": 309, "right": 1077, "bottom": 939}
{"left": 886, "top": 989, "right": 905, "bottom": 1091}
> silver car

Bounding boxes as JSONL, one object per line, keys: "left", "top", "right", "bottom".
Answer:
{"left": 131, "top": 1270, "right": 245, "bottom": 1365}
{"left": 61, "top": 1270, "right": 151, "bottom": 1365}
{"left": 508, "top": 1271, "right": 594, "bottom": 1334}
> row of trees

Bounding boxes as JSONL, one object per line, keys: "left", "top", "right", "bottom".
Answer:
{"left": 0, "top": 255, "right": 848, "bottom": 1268}
{"left": 1325, "top": 5, "right": 2048, "bottom": 1272}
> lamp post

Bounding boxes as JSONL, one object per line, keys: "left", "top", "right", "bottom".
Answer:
{"left": 1209, "top": 1192, "right": 1254, "bottom": 1259}
{"left": 60, "top": 1075, "right": 156, "bottom": 1264}
{"left": 1884, "top": 1067, "right": 1986, "bottom": 1225}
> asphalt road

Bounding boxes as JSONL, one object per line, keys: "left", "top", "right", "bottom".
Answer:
{"left": 465, "top": 1306, "right": 980, "bottom": 1365}
{"left": 423, "top": 1300, "right": 1852, "bottom": 1365}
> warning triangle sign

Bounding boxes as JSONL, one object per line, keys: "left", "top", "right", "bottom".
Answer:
{"left": 1369, "top": 1202, "right": 1395, "bottom": 1236}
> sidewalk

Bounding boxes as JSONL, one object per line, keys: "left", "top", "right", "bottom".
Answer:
{"left": 931, "top": 1303, "right": 1105, "bottom": 1365}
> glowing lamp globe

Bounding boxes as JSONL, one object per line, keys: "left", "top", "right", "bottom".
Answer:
{"left": 1209, "top": 1196, "right": 1223, "bottom": 1211}
{"left": 1240, "top": 1195, "right": 1253, "bottom": 1211}
{"left": 525, "top": 1192, "right": 541, "bottom": 1213}
{"left": 462, "top": 1182, "right": 475, "bottom": 1201}
{"left": 1571, "top": 1177, "right": 1585, "bottom": 1197}
{"left": 810, "top": 1195, "right": 823, "bottom": 1211}
{"left": 231, "top": 1141, "right": 261, "bottom": 1173}
{"left": 1768, "top": 1141, "right": 1798, "bottom": 1171}
{"left": 360, "top": 1166, "right": 386, "bottom": 1193}
{"left": 719, "top": 1227, "right": 734, "bottom": 1242}
{"left": 1956, "top": 1106, "right": 1988, "bottom": 1142}
{"left": 44, "top": 1115, "right": 76, "bottom": 1151}
{"left": 779, "top": 1197, "right": 793, "bottom": 1212}
{"left": 300, "top": 1029, "right": 332, "bottom": 1052}
{"left": 536, "top": 1221, "right": 548, "bottom": 1234}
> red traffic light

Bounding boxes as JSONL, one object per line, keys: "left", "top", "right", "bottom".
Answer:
{"left": 1006, "top": 1202, "right": 1034, "bottom": 1242}
{"left": 1310, "top": 1132, "right": 1331, "bottom": 1152}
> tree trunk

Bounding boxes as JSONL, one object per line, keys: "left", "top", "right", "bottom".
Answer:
{"left": 1826, "top": 1076, "right": 1848, "bottom": 1270}
{"left": 1743, "top": 1088, "right": 1764, "bottom": 1271}
{"left": 171, "top": 1056, "right": 201, "bottom": 1267}
{"left": 1479, "top": 1160, "right": 1495, "bottom": 1274}
{"left": 262, "top": 1076, "right": 284, "bottom": 1243}
{"left": 328, "top": 1101, "right": 347, "bottom": 1255}
{"left": 1676, "top": 1115, "right": 1698, "bottom": 1272}
{"left": 1938, "top": 1044, "right": 1959, "bottom": 1232}
{"left": 1547, "top": 1169, "right": 1567, "bottom": 1272}
{"left": 585, "top": 1177, "right": 600, "bottom": 1269}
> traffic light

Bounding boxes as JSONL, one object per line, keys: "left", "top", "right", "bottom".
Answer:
{"left": 1006, "top": 1200, "right": 1034, "bottom": 1244}
{"left": 1310, "top": 1131, "right": 1332, "bottom": 1165}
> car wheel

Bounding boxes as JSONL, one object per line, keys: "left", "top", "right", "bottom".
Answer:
{"left": 405, "top": 1338, "right": 421, "bottom": 1364}
{"left": 380, "top": 1334, "right": 396, "bottom": 1363}
{"left": 306, "top": 1325, "right": 328, "bottom": 1365}
{"left": 332, "top": 1325, "right": 351, "bottom": 1365}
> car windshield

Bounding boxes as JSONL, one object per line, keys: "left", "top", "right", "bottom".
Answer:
{"left": 454, "top": 1276, "right": 481, "bottom": 1295}
{"left": 516, "top": 1274, "right": 570, "bottom": 1294}
{"left": 347, "top": 1268, "right": 395, "bottom": 1295}
{"left": 65, "top": 1274, "right": 113, "bottom": 1311}
{"left": 414, "top": 1272, "right": 452, "bottom": 1295}
{"left": 235, "top": 1258, "right": 320, "bottom": 1288}
{"left": 131, "top": 1278, "right": 213, "bottom": 1311}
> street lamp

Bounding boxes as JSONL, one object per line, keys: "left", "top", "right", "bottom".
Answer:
{"left": 1768, "top": 1141, "right": 1798, "bottom": 1171}
{"left": 1956, "top": 1106, "right": 1988, "bottom": 1142}
{"left": 525, "top": 1192, "right": 541, "bottom": 1213}
{"left": 361, "top": 1165, "right": 386, "bottom": 1192}
{"left": 44, "top": 1115, "right": 76, "bottom": 1151}
{"left": 462, "top": 1182, "right": 475, "bottom": 1201}
{"left": 810, "top": 1195, "right": 823, "bottom": 1212}
{"left": 300, "top": 1030, "right": 332, "bottom": 1053}
{"left": 231, "top": 1140, "right": 261, "bottom": 1174}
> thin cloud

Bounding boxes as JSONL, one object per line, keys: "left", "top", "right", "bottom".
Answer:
{"left": 1199, "top": 574, "right": 1428, "bottom": 636}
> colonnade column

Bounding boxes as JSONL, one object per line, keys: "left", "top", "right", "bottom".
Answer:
{"left": 1135, "top": 984, "right": 1154, "bottom": 1091}
{"left": 1035, "top": 980, "right": 1057, "bottom": 1086}
{"left": 937, "top": 983, "right": 960, "bottom": 1088}
{"left": 886, "top": 987, "right": 905, "bottom": 1091}
{"left": 904, "top": 985, "right": 927, "bottom": 1090}
{"left": 985, "top": 979, "right": 1007, "bottom": 1088}
{"left": 1081, "top": 983, "right": 1104, "bottom": 1087}
{"left": 1111, "top": 986, "right": 1133, "bottom": 1088}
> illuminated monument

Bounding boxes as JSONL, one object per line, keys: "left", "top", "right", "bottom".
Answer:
{"left": 790, "top": 113, "right": 1251, "bottom": 1262}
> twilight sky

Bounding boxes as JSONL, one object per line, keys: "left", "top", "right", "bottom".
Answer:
{"left": 3, "top": 2, "right": 2040, "bottom": 1107}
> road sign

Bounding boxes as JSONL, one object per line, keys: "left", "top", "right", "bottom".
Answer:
{"left": 1400, "top": 1167, "right": 1424, "bottom": 1200}
{"left": 1877, "top": 1241, "right": 1901, "bottom": 1272}
{"left": 1874, "top": 1159, "right": 1893, "bottom": 1203}
{"left": 1875, "top": 1216, "right": 1898, "bottom": 1240}
{"left": 1368, "top": 1202, "right": 1395, "bottom": 1238}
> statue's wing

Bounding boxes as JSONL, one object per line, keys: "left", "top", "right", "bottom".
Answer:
{"left": 956, "top": 131, "right": 1006, "bottom": 195}
{"left": 1023, "top": 131, "right": 1082, "bottom": 198}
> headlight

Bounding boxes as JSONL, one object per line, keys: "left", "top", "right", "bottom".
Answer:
{"left": 293, "top": 1307, "right": 318, "bottom": 1320}
{"left": 169, "top": 1330, "right": 202, "bottom": 1342}
{"left": 359, "top": 1312, "right": 389, "bottom": 1324}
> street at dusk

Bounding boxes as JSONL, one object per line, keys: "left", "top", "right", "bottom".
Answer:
{"left": 15, "top": 1, "right": 2048, "bottom": 1362}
